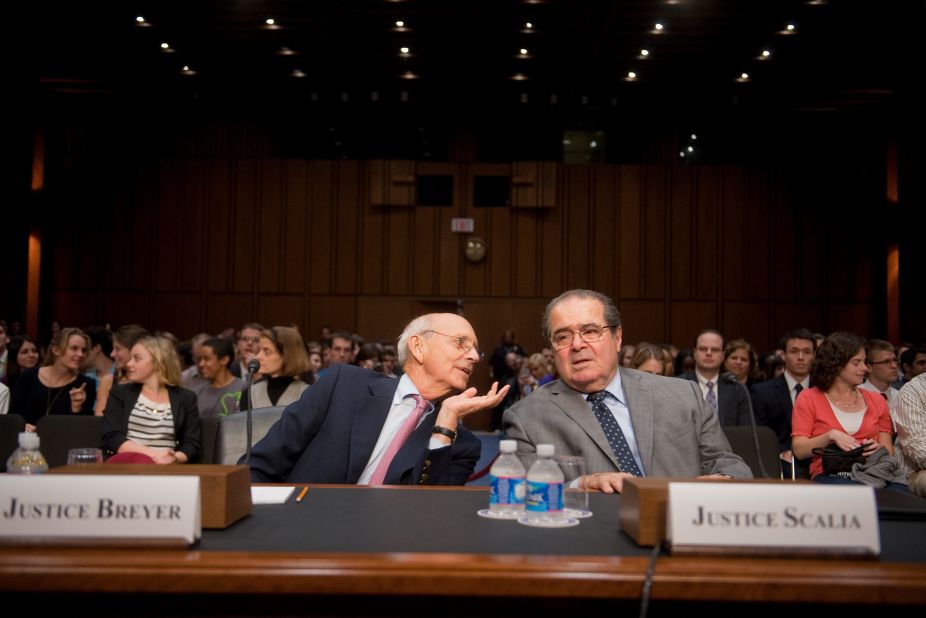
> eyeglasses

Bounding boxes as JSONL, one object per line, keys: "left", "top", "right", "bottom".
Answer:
{"left": 868, "top": 359, "right": 898, "bottom": 366}
{"left": 550, "top": 324, "right": 614, "bottom": 349}
{"left": 422, "top": 330, "right": 484, "bottom": 361}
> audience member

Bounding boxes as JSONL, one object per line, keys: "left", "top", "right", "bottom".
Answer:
{"left": 4, "top": 335, "right": 40, "bottom": 392}
{"left": 860, "top": 339, "right": 901, "bottom": 425}
{"left": 248, "top": 313, "right": 508, "bottom": 485}
{"left": 752, "top": 328, "right": 815, "bottom": 458}
{"left": 488, "top": 330, "right": 527, "bottom": 385}
{"left": 380, "top": 345, "right": 399, "bottom": 378}
{"left": 629, "top": 342, "right": 667, "bottom": 375}
{"left": 180, "top": 332, "right": 211, "bottom": 387}
{"left": 679, "top": 330, "right": 752, "bottom": 426}
{"left": 504, "top": 289, "right": 750, "bottom": 494}
{"left": 723, "top": 338, "right": 759, "bottom": 387}
{"left": 241, "top": 326, "right": 310, "bottom": 410}
{"left": 355, "top": 342, "right": 384, "bottom": 372}
{"left": 323, "top": 332, "right": 353, "bottom": 370}
{"left": 895, "top": 372, "right": 926, "bottom": 495}
{"left": 189, "top": 337, "right": 246, "bottom": 418}
{"left": 10, "top": 327, "right": 97, "bottom": 431}
{"left": 231, "top": 323, "right": 264, "bottom": 379}
{"left": 673, "top": 349, "right": 695, "bottom": 376}
{"left": 791, "top": 332, "right": 904, "bottom": 490}
{"left": 619, "top": 344, "right": 635, "bottom": 368}
{"left": 101, "top": 335, "right": 201, "bottom": 464}
{"left": 900, "top": 346, "right": 926, "bottom": 385}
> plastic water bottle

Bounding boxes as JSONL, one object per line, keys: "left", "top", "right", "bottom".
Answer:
{"left": 525, "top": 443, "right": 565, "bottom": 523}
{"left": 489, "top": 440, "right": 526, "bottom": 517}
{"left": 6, "top": 432, "right": 49, "bottom": 475}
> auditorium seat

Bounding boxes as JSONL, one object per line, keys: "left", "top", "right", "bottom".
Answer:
{"left": 0, "top": 414, "right": 26, "bottom": 472}
{"left": 35, "top": 415, "right": 104, "bottom": 468}
{"left": 214, "top": 406, "right": 285, "bottom": 465}
{"left": 722, "top": 425, "right": 782, "bottom": 479}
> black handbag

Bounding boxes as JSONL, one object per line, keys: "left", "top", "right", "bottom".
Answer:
{"left": 812, "top": 443, "right": 867, "bottom": 475}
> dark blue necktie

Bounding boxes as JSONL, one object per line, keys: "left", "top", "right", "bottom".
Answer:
{"left": 586, "top": 391, "right": 643, "bottom": 476}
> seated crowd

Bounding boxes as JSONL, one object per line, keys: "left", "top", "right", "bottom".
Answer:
{"left": 0, "top": 300, "right": 924, "bottom": 497}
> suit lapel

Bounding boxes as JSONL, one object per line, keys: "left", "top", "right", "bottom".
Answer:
{"left": 620, "top": 368, "right": 653, "bottom": 473}
{"left": 347, "top": 378, "right": 398, "bottom": 483}
{"left": 717, "top": 380, "right": 730, "bottom": 424}
{"left": 774, "top": 375, "right": 792, "bottom": 413}
{"left": 552, "top": 381, "right": 619, "bottom": 469}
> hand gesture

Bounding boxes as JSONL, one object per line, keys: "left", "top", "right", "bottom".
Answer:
{"left": 69, "top": 382, "right": 88, "bottom": 412}
{"left": 436, "top": 381, "right": 510, "bottom": 426}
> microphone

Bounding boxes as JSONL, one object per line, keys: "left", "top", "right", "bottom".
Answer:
{"left": 720, "top": 372, "right": 770, "bottom": 479}
{"left": 245, "top": 359, "right": 260, "bottom": 464}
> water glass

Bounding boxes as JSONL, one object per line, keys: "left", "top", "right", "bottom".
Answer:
{"left": 555, "top": 454, "right": 592, "bottom": 518}
{"left": 67, "top": 448, "right": 103, "bottom": 465}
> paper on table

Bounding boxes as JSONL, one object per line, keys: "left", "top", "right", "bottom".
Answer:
{"left": 251, "top": 486, "right": 296, "bottom": 505}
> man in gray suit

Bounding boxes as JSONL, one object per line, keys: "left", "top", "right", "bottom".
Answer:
{"left": 504, "top": 289, "right": 751, "bottom": 493}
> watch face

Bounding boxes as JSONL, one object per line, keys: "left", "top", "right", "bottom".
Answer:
{"left": 465, "top": 237, "right": 486, "bottom": 262}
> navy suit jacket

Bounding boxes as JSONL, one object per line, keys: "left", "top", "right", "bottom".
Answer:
{"left": 750, "top": 374, "right": 794, "bottom": 452}
{"left": 679, "top": 372, "right": 752, "bottom": 427}
{"left": 247, "top": 364, "right": 480, "bottom": 485}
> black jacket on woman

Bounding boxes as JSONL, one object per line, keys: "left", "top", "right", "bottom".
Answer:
{"left": 101, "top": 382, "right": 202, "bottom": 462}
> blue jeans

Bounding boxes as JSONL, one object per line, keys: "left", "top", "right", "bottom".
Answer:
{"left": 814, "top": 474, "right": 911, "bottom": 494}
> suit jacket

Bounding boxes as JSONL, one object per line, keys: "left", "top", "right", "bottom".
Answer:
{"left": 100, "top": 382, "right": 203, "bottom": 462}
{"left": 750, "top": 375, "right": 794, "bottom": 452}
{"left": 680, "top": 371, "right": 753, "bottom": 427}
{"left": 247, "top": 364, "right": 481, "bottom": 485}
{"left": 502, "top": 367, "right": 751, "bottom": 478}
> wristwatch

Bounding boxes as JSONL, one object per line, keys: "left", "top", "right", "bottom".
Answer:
{"left": 431, "top": 425, "right": 457, "bottom": 444}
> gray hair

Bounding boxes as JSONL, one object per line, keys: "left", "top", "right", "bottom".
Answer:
{"left": 397, "top": 314, "right": 436, "bottom": 367}
{"left": 541, "top": 289, "right": 622, "bottom": 341}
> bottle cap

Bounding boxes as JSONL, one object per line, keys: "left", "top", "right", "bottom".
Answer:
{"left": 536, "top": 443, "right": 554, "bottom": 457}
{"left": 499, "top": 439, "right": 517, "bottom": 453}
{"left": 18, "top": 432, "right": 40, "bottom": 449}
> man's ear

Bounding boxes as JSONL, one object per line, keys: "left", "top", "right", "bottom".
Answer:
{"left": 408, "top": 335, "right": 426, "bottom": 364}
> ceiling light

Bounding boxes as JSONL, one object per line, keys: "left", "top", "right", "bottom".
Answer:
{"left": 511, "top": 73, "right": 528, "bottom": 81}
{"left": 266, "top": 18, "right": 275, "bottom": 26}
{"left": 291, "top": 69, "right": 306, "bottom": 78}
{"left": 525, "top": 22, "right": 533, "bottom": 30}
{"left": 180, "top": 66, "right": 197, "bottom": 76}
{"left": 691, "top": 134, "right": 697, "bottom": 140}
{"left": 640, "top": 49, "right": 649, "bottom": 56}
{"left": 786, "top": 23, "right": 796, "bottom": 31}
{"left": 654, "top": 22, "right": 664, "bottom": 31}
{"left": 160, "top": 42, "right": 169, "bottom": 49}
{"left": 687, "top": 146, "right": 694, "bottom": 153}
{"left": 519, "top": 48, "right": 528, "bottom": 55}
{"left": 590, "top": 140, "right": 598, "bottom": 149}
{"left": 400, "top": 46, "right": 410, "bottom": 54}
{"left": 680, "top": 151, "right": 686, "bottom": 157}
{"left": 736, "top": 72, "right": 751, "bottom": 83}
{"left": 400, "top": 71, "right": 418, "bottom": 80}
{"left": 395, "top": 20, "right": 404, "bottom": 27}
{"left": 762, "top": 50, "right": 771, "bottom": 58}
{"left": 135, "top": 16, "right": 148, "bottom": 26}
{"left": 627, "top": 71, "right": 637, "bottom": 79}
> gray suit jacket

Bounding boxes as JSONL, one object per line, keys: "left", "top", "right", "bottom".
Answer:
{"left": 503, "top": 367, "right": 752, "bottom": 478}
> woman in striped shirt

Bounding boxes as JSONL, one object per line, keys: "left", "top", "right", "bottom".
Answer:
{"left": 101, "top": 336, "right": 201, "bottom": 464}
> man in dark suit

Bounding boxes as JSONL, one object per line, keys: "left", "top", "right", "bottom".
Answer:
{"left": 679, "top": 329, "right": 752, "bottom": 426}
{"left": 248, "top": 313, "right": 509, "bottom": 485}
{"left": 751, "top": 328, "right": 814, "bottom": 464}
{"left": 504, "top": 289, "right": 750, "bottom": 494}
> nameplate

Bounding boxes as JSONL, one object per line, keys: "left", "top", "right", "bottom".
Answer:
{"left": 666, "top": 482, "right": 880, "bottom": 557}
{"left": 0, "top": 475, "right": 201, "bottom": 547}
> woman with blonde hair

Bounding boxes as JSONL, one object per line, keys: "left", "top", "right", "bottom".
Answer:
{"left": 11, "top": 327, "right": 96, "bottom": 432}
{"left": 242, "top": 326, "right": 311, "bottom": 410}
{"left": 101, "top": 335, "right": 201, "bottom": 464}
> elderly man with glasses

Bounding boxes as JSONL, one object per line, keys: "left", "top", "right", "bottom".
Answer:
{"left": 503, "top": 289, "right": 750, "bottom": 494}
{"left": 248, "top": 313, "right": 508, "bottom": 485}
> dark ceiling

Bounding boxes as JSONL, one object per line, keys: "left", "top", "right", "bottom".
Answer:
{"left": 23, "top": 1, "right": 925, "bottom": 162}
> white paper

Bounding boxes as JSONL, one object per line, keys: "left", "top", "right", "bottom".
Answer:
{"left": 250, "top": 486, "right": 296, "bottom": 505}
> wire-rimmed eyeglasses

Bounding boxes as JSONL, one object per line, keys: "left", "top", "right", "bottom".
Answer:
{"left": 422, "top": 330, "right": 485, "bottom": 360}
{"left": 550, "top": 324, "right": 614, "bottom": 349}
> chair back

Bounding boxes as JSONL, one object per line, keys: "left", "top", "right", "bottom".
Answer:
{"left": 721, "top": 425, "right": 781, "bottom": 479}
{"left": 0, "top": 414, "right": 26, "bottom": 472}
{"left": 214, "top": 406, "right": 286, "bottom": 465}
{"left": 200, "top": 416, "right": 220, "bottom": 464}
{"left": 36, "top": 415, "right": 104, "bottom": 468}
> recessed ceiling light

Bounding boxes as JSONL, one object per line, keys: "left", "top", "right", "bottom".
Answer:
{"left": 511, "top": 73, "right": 528, "bottom": 81}
{"left": 654, "top": 22, "right": 664, "bottom": 31}
{"left": 525, "top": 22, "right": 533, "bottom": 30}
{"left": 762, "top": 50, "right": 771, "bottom": 57}
{"left": 736, "top": 72, "right": 751, "bottom": 82}
{"left": 395, "top": 20, "right": 404, "bottom": 28}
{"left": 400, "top": 46, "right": 410, "bottom": 54}
{"left": 520, "top": 48, "right": 528, "bottom": 55}
{"left": 687, "top": 146, "right": 694, "bottom": 153}
{"left": 278, "top": 47, "right": 297, "bottom": 56}
{"left": 180, "top": 66, "right": 197, "bottom": 76}
{"left": 266, "top": 18, "right": 275, "bottom": 26}
{"left": 680, "top": 151, "right": 686, "bottom": 157}
{"left": 786, "top": 23, "right": 796, "bottom": 31}
{"left": 400, "top": 71, "right": 418, "bottom": 80}
{"left": 160, "top": 42, "right": 169, "bottom": 49}
{"left": 640, "top": 49, "right": 649, "bottom": 56}
{"left": 691, "top": 134, "right": 697, "bottom": 140}
{"left": 135, "top": 16, "right": 147, "bottom": 25}
{"left": 291, "top": 69, "right": 306, "bottom": 78}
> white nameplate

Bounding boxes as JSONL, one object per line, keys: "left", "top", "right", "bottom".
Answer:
{"left": 0, "top": 475, "right": 201, "bottom": 546}
{"left": 666, "top": 482, "right": 880, "bottom": 556}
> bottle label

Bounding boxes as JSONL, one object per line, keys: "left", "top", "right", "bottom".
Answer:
{"left": 490, "top": 475, "right": 526, "bottom": 506}
{"left": 526, "top": 481, "right": 564, "bottom": 513}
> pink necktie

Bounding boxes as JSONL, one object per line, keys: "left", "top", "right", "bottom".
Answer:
{"left": 368, "top": 394, "right": 429, "bottom": 485}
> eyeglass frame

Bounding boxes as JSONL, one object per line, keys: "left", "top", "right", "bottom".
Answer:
{"left": 867, "top": 358, "right": 899, "bottom": 366}
{"left": 420, "top": 330, "right": 485, "bottom": 361}
{"left": 549, "top": 323, "right": 617, "bottom": 349}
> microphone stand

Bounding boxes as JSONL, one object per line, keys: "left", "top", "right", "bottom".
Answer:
{"left": 245, "top": 360, "right": 259, "bottom": 464}
{"left": 722, "top": 372, "right": 770, "bottom": 479}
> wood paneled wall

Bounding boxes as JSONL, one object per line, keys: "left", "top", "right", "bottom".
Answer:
{"left": 45, "top": 155, "right": 884, "bottom": 367}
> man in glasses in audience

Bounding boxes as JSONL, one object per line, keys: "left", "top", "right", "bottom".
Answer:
{"left": 504, "top": 289, "right": 750, "bottom": 494}
{"left": 231, "top": 322, "right": 265, "bottom": 379}
{"left": 248, "top": 313, "right": 509, "bottom": 485}
{"left": 860, "top": 339, "right": 901, "bottom": 425}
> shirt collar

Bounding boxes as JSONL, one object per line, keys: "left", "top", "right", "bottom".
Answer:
{"left": 695, "top": 370, "right": 719, "bottom": 388}
{"left": 393, "top": 373, "right": 435, "bottom": 415}
{"left": 784, "top": 371, "right": 809, "bottom": 391}
{"left": 573, "top": 369, "right": 627, "bottom": 406}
